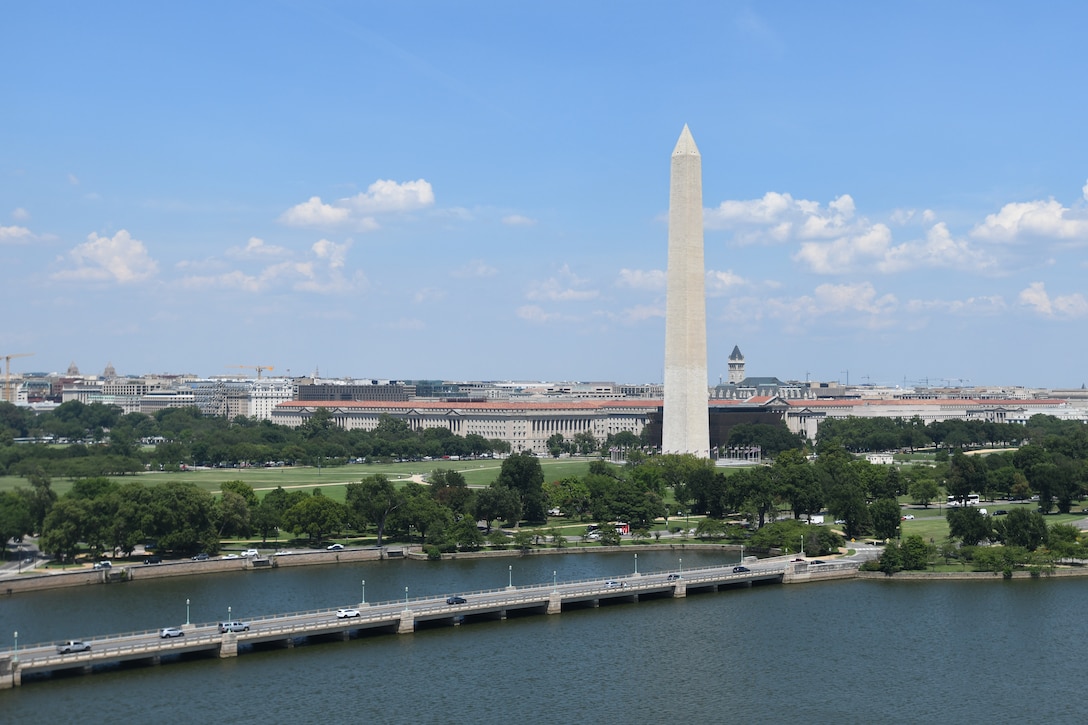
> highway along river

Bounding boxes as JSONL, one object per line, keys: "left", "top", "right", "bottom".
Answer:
{"left": 2, "top": 550, "right": 1086, "bottom": 723}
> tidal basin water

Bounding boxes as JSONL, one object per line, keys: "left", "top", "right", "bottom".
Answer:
{"left": 2, "top": 550, "right": 1085, "bottom": 724}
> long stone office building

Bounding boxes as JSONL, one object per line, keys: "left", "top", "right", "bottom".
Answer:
{"left": 272, "top": 399, "right": 656, "bottom": 454}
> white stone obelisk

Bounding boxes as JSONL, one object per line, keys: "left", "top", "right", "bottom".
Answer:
{"left": 662, "top": 125, "right": 710, "bottom": 457}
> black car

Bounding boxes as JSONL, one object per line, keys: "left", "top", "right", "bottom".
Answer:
{"left": 144, "top": 555, "right": 162, "bottom": 564}
{"left": 191, "top": 553, "right": 210, "bottom": 561}
{"left": 733, "top": 566, "right": 750, "bottom": 573}
{"left": 446, "top": 596, "right": 467, "bottom": 605}
{"left": 667, "top": 573, "right": 681, "bottom": 581}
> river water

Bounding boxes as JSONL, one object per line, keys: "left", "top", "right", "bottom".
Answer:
{"left": 2, "top": 551, "right": 1086, "bottom": 723}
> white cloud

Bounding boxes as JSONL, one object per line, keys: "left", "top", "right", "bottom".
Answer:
{"left": 904, "top": 295, "right": 1007, "bottom": 316}
{"left": 1018, "top": 282, "right": 1088, "bottom": 318}
{"left": 52, "top": 230, "right": 158, "bottom": 283}
{"left": 617, "top": 304, "right": 664, "bottom": 323}
{"left": 343, "top": 179, "right": 434, "bottom": 213}
{"left": 616, "top": 268, "right": 665, "bottom": 291}
{"left": 12, "top": 208, "right": 29, "bottom": 221}
{"left": 387, "top": 318, "right": 426, "bottom": 330}
{"left": 227, "top": 237, "right": 290, "bottom": 258}
{"left": 0, "top": 225, "right": 35, "bottom": 244}
{"left": 758, "top": 282, "right": 898, "bottom": 326}
{"left": 972, "top": 195, "right": 1088, "bottom": 243}
{"left": 516, "top": 305, "right": 562, "bottom": 323}
{"left": 502, "top": 214, "right": 537, "bottom": 227}
{"left": 451, "top": 260, "right": 498, "bottom": 278}
{"left": 792, "top": 224, "right": 893, "bottom": 274}
{"left": 68, "top": 173, "right": 79, "bottom": 185}
{"left": 877, "top": 223, "right": 997, "bottom": 274}
{"left": 706, "top": 269, "right": 746, "bottom": 295}
{"left": 279, "top": 179, "right": 434, "bottom": 230}
{"left": 526, "top": 264, "right": 598, "bottom": 302}
{"left": 182, "top": 238, "right": 365, "bottom": 294}
{"left": 412, "top": 287, "right": 446, "bottom": 303}
{"left": 278, "top": 196, "right": 351, "bottom": 227}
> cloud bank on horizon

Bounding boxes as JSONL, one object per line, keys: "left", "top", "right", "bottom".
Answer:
{"left": 2, "top": 3, "right": 1087, "bottom": 388}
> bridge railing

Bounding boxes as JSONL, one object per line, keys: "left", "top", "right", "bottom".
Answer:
{"left": 3, "top": 563, "right": 791, "bottom": 655}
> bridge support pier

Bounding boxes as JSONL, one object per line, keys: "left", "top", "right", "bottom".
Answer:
{"left": 220, "top": 634, "right": 238, "bottom": 658}
{"left": 397, "top": 612, "right": 415, "bottom": 634}
{"left": 547, "top": 592, "right": 562, "bottom": 614}
{"left": 672, "top": 582, "right": 686, "bottom": 598}
{"left": 1, "top": 657, "right": 20, "bottom": 689}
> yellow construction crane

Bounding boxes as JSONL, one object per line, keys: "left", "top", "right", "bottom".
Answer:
{"left": 2, "top": 352, "right": 34, "bottom": 404}
{"left": 228, "top": 364, "right": 274, "bottom": 379}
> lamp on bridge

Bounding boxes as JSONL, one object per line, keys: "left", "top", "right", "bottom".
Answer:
{"left": 228, "top": 605, "right": 232, "bottom": 623}
{"left": 552, "top": 570, "right": 557, "bottom": 593}
{"left": 507, "top": 564, "right": 513, "bottom": 589}
{"left": 633, "top": 553, "right": 638, "bottom": 576}
{"left": 186, "top": 598, "right": 190, "bottom": 626}
{"left": 361, "top": 579, "right": 366, "bottom": 607}
{"left": 679, "top": 558, "right": 682, "bottom": 577}
{"left": 404, "top": 586, "right": 409, "bottom": 610}
{"left": 12, "top": 631, "right": 16, "bottom": 665}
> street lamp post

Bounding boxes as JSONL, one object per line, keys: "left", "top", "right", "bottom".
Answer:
{"left": 800, "top": 535, "right": 805, "bottom": 557}
{"left": 553, "top": 570, "right": 557, "bottom": 593}
{"left": 186, "top": 598, "right": 190, "bottom": 626}
{"left": 361, "top": 579, "right": 366, "bottom": 607}
{"left": 679, "top": 558, "right": 683, "bottom": 577}
{"left": 228, "top": 605, "right": 231, "bottom": 623}
{"left": 634, "top": 553, "right": 638, "bottom": 575}
{"left": 508, "top": 565, "right": 513, "bottom": 589}
{"left": 12, "top": 631, "right": 17, "bottom": 664}
{"left": 404, "top": 586, "right": 409, "bottom": 610}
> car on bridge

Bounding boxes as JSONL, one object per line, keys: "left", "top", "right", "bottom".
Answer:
{"left": 667, "top": 573, "right": 681, "bottom": 581}
{"left": 219, "top": 621, "right": 250, "bottom": 633}
{"left": 605, "top": 580, "right": 627, "bottom": 588}
{"left": 733, "top": 566, "right": 750, "bottom": 573}
{"left": 57, "top": 640, "right": 91, "bottom": 654}
{"left": 160, "top": 627, "right": 185, "bottom": 638}
{"left": 446, "top": 596, "right": 467, "bottom": 605}
{"left": 336, "top": 608, "right": 361, "bottom": 618}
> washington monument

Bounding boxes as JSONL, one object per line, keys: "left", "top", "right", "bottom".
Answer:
{"left": 662, "top": 125, "right": 710, "bottom": 457}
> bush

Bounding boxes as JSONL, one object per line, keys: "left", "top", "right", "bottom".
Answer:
{"left": 426, "top": 545, "right": 442, "bottom": 560}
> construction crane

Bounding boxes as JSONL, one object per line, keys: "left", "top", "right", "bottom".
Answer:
{"left": 2, "top": 352, "right": 34, "bottom": 404}
{"left": 228, "top": 364, "right": 274, "bottom": 379}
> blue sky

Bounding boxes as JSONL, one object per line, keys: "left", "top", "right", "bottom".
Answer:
{"left": 3, "top": 2, "right": 1087, "bottom": 389}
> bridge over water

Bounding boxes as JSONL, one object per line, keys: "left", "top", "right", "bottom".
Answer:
{"left": 0, "top": 557, "right": 856, "bottom": 688}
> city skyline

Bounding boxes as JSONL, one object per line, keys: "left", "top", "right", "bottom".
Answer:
{"left": 3, "top": 3, "right": 1088, "bottom": 388}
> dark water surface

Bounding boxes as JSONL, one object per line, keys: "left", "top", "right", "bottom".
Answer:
{"left": 2, "top": 552, "right": 1085, "bottom": 724}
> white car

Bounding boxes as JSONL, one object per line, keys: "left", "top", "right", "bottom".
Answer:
{"left": 241, "top": 549, "right": 259, "bottom": 557}
{"left": 326, "top": 543, "right": 344, "bottom": 551}
{"left": 160, "top": 627, "right": 185, "bottom": 638}
{"left": 901, "top": 514, "right": 915, "bottom": 520}
{"left": 336, "top": 608, "right": 361, "bottom": 619}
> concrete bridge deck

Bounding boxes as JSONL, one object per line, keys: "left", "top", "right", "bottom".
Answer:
{"left": 1, "top": 557, "right": 856, "bottom": 688}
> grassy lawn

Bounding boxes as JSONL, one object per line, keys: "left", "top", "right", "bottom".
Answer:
{"left": 0, "top": 457, "right": 596, "bottom": 499}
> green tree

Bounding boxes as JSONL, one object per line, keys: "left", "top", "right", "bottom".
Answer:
{"left": 0, "top": 490, "right": 32, "bottom": 550}
{"left": 946, "top": 507, "right": 991, "bottom": 547}
{"left": 345, "top": 474, "right": 401, "bottom": 546}
{"left": 496, "top": 452, "right": 546, "bottom": 522}
{"left": 908, "top": 476, "right": 940, "bottom": 508}
{"left": 282, "top": 493, "right": 348, "bottom": 544}
{"left": 869, "top": 498, "right": 901, "bottom": 541}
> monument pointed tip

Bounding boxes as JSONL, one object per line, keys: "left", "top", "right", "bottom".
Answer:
{"left": 673, "top": 124, "right": 699, "bottom": 156}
